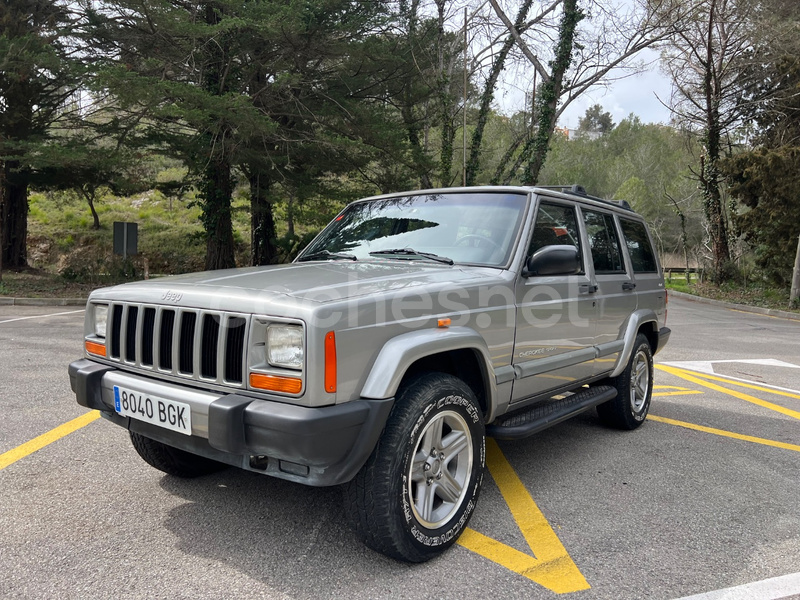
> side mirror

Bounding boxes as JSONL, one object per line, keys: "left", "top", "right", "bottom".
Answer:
{"left": 524, "top": 245, "right": 581, "bottom": 277}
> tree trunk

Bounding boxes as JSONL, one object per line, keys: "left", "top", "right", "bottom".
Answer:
{"left": 201, "top": 159, "right": 236, "bottom": 271}
{"left": 1, "top": 160, "right": 29, "bottom": 270}
{"left": 465, "top": 0, "right": 534, "bottom": 186}
{"left": 0, "top": 157, "right": 4, "bottom": 283}
{"left": 402, "top": 104, "right": 433, "bottom": 189}
{"left": 520, "top": 0, "right": 584, "bottom": 185}
{"left": 491, "top": 132, "right": 526, "bottom": 185}
{"left": 435, "top": 0, "right": 455, "bottom": 187}
{"left": 199, "top": 2, "right": 235, "bottom": 271}
{"left": 287, "top": 189, "right": 295, "bottom": 238}
{"left": 398, "top": 0, "right": 432, "bottom": 189}
{"left": 249, "top": 169, "right": 279, "bottom": 266}
{"left": 701, "top": 0, "right": 731, "bottom": 282}
{"left": 790, "top": 234, "right": 800, "bottom": 305}
{"left": 82, "top": 187, "right": 101, "bottom": 230}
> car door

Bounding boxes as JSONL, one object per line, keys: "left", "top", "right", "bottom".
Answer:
{"left": 579, "top": 208, "right": 638, "bottom": 375}
{"left": 619, "top": 217, "right": 667, "bottom": 322}
{"left": 511, "top": 199, "right": 597, "bottom": 403}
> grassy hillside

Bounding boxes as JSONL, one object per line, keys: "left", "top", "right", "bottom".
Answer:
{"left": 25, "top": 188, "right": 251, "bottom": 278}
{"left": 0, "top": 183, "right": 345, "bottom": 298}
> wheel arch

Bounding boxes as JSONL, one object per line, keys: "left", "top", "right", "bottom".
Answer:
{"left": 360, "top": 327, "right": 496, "bottom": 419}
{"left": 609, "top": 310, "right": 659, "bottom": 378}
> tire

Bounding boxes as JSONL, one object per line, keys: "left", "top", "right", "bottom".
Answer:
{"left": 129, "top": 431, "right": 227, "bottom": 478}
{"left": 597, "top": 333, "right": 654, "bottom": 430}
{"left": 345, "top": 372, "right": 485, "bottom": 562}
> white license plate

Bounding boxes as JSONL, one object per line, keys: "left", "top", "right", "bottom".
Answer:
{"left": 113, "top": 386, "right": 192, "bottom": 436}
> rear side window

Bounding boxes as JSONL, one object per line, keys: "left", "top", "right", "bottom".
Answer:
{"left": 620, "top": 219, "right": 658, "bottom": 273}
{"left": 583, "top": 210, "right": 625, "bottom": 274}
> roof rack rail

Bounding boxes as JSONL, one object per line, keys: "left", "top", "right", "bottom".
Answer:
{"left": 537, "top": 184, "right": 634, "bottom": 212}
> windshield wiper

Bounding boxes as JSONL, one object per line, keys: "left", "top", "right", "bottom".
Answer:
{"left": 298, "top": 250, "right": 357, "bottom": 262}
{"left": 369, "top": 248, "right": 454, "bottom": 265}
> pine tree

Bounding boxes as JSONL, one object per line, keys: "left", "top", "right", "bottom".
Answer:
{"left": 0, "top": 0, "right": 85, "bottom": 268}
{"left": 91, "top": 0, "right": 390, "bottom": 268}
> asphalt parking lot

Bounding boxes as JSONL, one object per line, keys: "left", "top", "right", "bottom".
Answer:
{"left": 1, "top": 296, "right": 799, "bottom": 599}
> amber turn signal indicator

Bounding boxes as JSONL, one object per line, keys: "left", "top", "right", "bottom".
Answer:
{"left": 324, "top": 331, "right": 337, "bottom": 393}
{"left": 85, "top": 340, "right": 107, "bottom": 357}
{"left": 437, "top": 318, "right": 451, "bottom": 328}
{"left": 249, "top": 373, "right": 303, "bottom": 394}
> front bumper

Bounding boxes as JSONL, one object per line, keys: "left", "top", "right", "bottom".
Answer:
{"left": 68, "top": 359, "right": 393, "bottom": 486}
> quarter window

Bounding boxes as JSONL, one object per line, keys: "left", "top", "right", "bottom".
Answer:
{"left": 620, "top": 219, "right": 658, "bottom": 273}
{"left": 583, "top": 211, "right": 625, "bottom": 274}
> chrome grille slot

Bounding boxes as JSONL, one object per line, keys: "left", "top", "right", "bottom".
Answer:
{"left": 178, "top": 312, "right": 196, "bottom": 374}
{"left": 141, "top": 308, "right": 156, "bottom": 366}
{"left": 110, "top": 305, "right": 123, "bottom": 359}
{"left": 159, "top": 310, "right": 175, "bottom": 370}
{"left": 224, "top": 317, "right": 246, "bottom": 384}
{"left": 201, "top": 314, "right": 220, "bottom": 379}
{"left": 101, "top": 302, "right": 248, "bottom": 389}
{"left": 125, "top": 306, "right": 138, "bottom": 362}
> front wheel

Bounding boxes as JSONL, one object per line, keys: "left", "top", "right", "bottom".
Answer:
{"left": 129, "top": 432, "right": 227, "bottom": 478}
{"left": 597, "top": 333, "right": 654, "bottom": 430}
{"left": 345, "top": 373, "right": 485, "bottom": 562}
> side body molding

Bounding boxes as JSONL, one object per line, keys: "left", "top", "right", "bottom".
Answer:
{"left": 360, "top": 326, "right": 499, "bottom": 414}
{"left": 609, "top": 309, "right": 659, "bottom": 377}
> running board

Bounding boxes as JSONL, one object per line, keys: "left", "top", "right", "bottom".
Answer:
{"left": 486, "top": 385, "right": 618, "bottom": 440}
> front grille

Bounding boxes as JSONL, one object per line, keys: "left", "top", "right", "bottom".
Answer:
{"left": 107, "top": 303, "right": 249, "bottom": 386}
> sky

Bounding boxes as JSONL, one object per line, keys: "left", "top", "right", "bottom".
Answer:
{"left": 556, "top": 49, "right": 675, "bottom": 128}
{"left": 497, "top": 48, "right": 676, "bottom": 129}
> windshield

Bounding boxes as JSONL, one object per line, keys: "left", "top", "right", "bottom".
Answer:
{"left": 299, "top": 192, "right": 528, "bottom": 267}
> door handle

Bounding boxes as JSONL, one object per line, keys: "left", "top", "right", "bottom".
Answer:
{"left": 580, "top": 284, "right": 598, "bottom": 294}
{"left": 622, "top": 282, "right": 636, "bottom": 291}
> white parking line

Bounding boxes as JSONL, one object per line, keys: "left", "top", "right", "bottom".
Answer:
{"left": 662, "top": 360, "right": 800, "bottom": 396}
{"left": 672, "top": 572, "right": 800, "bottom": 600}
{"left": 663, "top": 359, "right": 800, "bottom": 373}
{"left": 0, "top": 309, "right": 85, "bottom": 324}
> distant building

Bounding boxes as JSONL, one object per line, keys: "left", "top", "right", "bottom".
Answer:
{"left": 554, "top": 127, "right": 602, "bottom": 141}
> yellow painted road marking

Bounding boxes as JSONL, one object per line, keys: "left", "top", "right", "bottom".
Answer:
{"left": 0, "top": 411, "right": 100, "bottom": 471}
{"left": 656, "top": 365, "right": 800, "bottom": 421}
{"left": 649, "top": 415, "right": 800, "bottom": 453}
{"left": 6, "top": 412, "right": 589, "bottom": 593}
{"left": 458, "top": 438, "right": 590, "bottom": 594}
{"left": 670, "top": 369, "right": 800, "bottom": 400}
{"left": 653, "top": 385, "right": 703, "bottom": 396}
{"left": 654, "top": 385, "right": 696, "bottom": 391}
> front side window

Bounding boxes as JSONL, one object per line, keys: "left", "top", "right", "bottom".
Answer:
{"left": 299, "top": 193, "right": 528, "bottom": 267}
{"left": 583, "top": 210, "right": 625, "bottom": 274}
{"left": 620, "top": 219, "right": 658, "bottom": 273}
{"left": 528, "top": 202, "right": 583, "bottom": 272}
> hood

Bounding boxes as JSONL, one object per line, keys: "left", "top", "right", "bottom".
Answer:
{"left": 90, "top": 261, "right": 503, "bottom": 309}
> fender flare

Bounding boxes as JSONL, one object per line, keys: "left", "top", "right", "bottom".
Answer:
{"left": 609, "top": 309, "right": 659, "bottom": 377}
{"left": 360, "top": 326, "right": 498, "bottom": 416}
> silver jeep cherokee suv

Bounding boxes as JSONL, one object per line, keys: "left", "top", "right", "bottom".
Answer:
{"left": 69, "top": 185, "right": 670, "bottom": 562}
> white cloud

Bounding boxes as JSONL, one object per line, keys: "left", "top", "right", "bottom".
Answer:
{"left": 558, "top": 60, "right": 674, "bottom": 128}
{"left": 496, "top": 49, "right": 674, "bottom": 128}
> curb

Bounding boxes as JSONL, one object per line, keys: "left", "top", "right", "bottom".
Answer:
{"left": 669, "top": 290, "right": 800, "bottom": 322}
{"left": 0, "top": 297, "right": 87, "bottom": 307}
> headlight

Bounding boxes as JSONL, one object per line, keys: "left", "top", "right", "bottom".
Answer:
{"left": 267, "top": 324, "right": 304, "bottom": 370}
{"left": 94, "top": 304, "right": 109, "bottom": 338}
